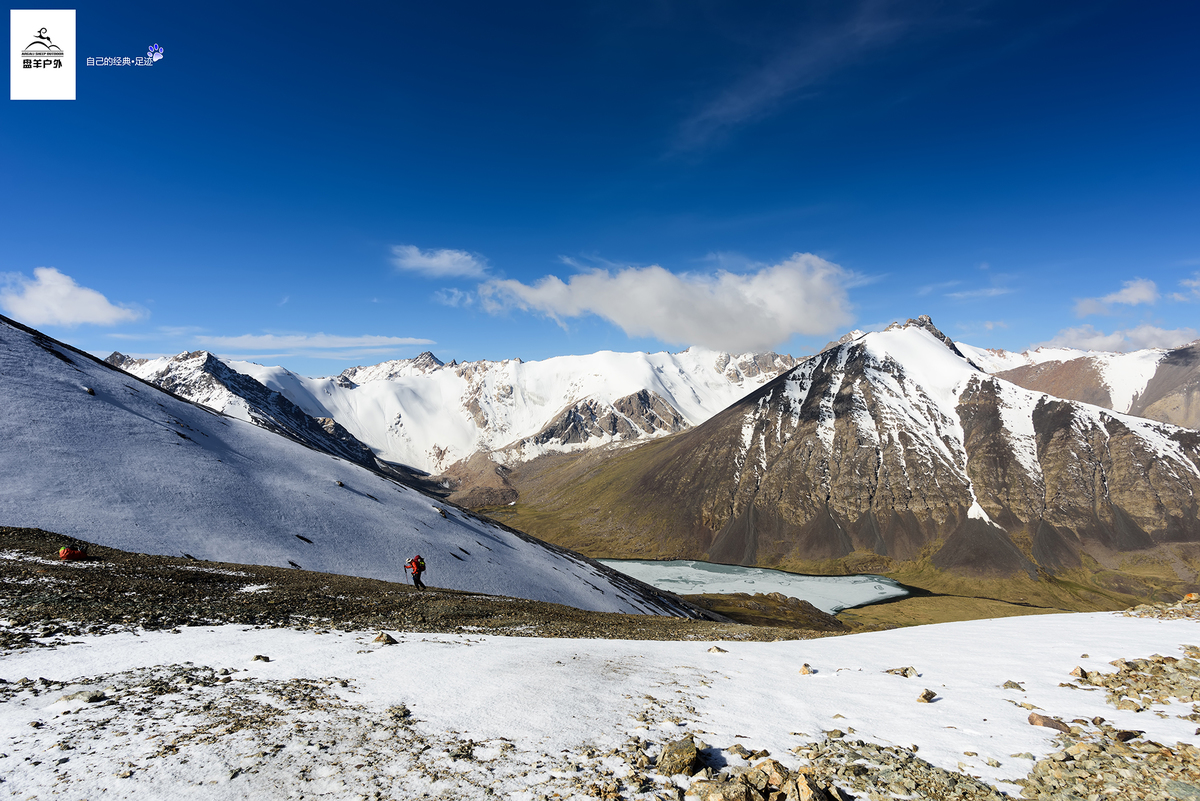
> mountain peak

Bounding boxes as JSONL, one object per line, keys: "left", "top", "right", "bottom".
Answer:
{"left": 880, "top": 315, "right": 979, "bottom": 368}
{"left": 412, "top": 351, "right": 444, "bottom": 369}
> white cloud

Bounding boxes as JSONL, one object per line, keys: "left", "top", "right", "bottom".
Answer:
{"left": 1074, "top": 278, "right": 1158, "bottom": 317}
{"left": 917, "top": 280, "right": 960, "bottom": 296}
{"left": 196, "top": 332, "right": 435, "bottom": 358}
{"left": 1103, "top": 278, "right": 1158, "bottom": 305}
{"left": 434, "top": 288, "right": 475, "bottom": 308}
{"left": 479, "top": 253, "right": 855, "bottom": 352}
{"left": 1038, "top": 323, "right": 1198, "bottom": 352}
{"left": 0, "top": 267, "right": 143, "bottom": 327}
{"left": 1179, "top": 272, "right": 1200, "bottom": 299}
{"left": 945, "top": 287, "right": 1013, "bottom": 301}
{"left": 392, "top": 245, "right": 489, "bottom": 278}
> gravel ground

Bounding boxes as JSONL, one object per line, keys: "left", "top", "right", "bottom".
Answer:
{"left": 5, "top": 525, "right": 1200, "bottom": 800}
{"left": 0, "top": 527, "right": 842, "bottom": 652}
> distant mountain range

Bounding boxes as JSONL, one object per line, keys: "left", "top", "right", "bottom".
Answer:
{"left": 489, "top": 318, "right": 1200, "bottom": 606}
{"left": 110, "top": 346, "right": 798, "bottom": 506}
{"left": 99, "top": 314, "right": 1200, "bottom": 605}
{"left": 960, "top": 339, "right": 1200, "bottom": 429}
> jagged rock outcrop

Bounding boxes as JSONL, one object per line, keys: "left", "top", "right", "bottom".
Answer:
{"left": 530, "top": 390, "right": 688, "bottom": 447}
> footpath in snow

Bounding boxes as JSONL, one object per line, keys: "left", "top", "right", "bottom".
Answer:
{"left": 2, "top": 611, "right": 1198, "bottom": 799}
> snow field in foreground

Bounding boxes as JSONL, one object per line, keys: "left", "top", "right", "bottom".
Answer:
{"left": 1, "top": 613, "right": 1197, "bottom": 799}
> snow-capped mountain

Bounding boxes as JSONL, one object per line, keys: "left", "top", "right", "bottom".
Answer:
{"left": 0, "top": 314, "right": 702, "bottom": 616}
{"left": 117, "top": 347, "right": 797, "bottom": 476}
{"left": 502, "top": 317, "right": 1200, "bottom": 589}
{"left": 958, "top": 340, "right": 1200, "bottom": 430}
{"left": 105, "top": 351, "right": 389, "bottom": 475}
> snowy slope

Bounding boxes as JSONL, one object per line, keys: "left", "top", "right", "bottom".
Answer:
{"left": 2, "top": 611, "right": 1198, "bottom": 799}
{"left": 226, "top": 348, "right": 796, "bottom": 473}
{"left": 958, "top": 342, "right": 1168, "bottom": 414}
{"left": 0, "top": 316, "right": 695, "bottom": 616}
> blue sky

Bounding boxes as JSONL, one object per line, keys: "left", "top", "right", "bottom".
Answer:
{"left": 3, "top": 1, "right": 1199, "bottom": 376}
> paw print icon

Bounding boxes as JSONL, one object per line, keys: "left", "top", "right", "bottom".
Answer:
{"left": 147, "top": 43, "right": 164, "bottom": 62}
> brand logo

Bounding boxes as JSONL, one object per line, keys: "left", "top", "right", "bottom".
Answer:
{"left": 20, "top": 25, "right": 66, "bottom": 68}
{"left": 10, "top": 9, "right": 76, "bottom": 100}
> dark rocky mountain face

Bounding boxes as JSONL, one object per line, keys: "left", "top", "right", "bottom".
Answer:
{"left": 492, "top": 320, "right": 1200, "bottom": 603}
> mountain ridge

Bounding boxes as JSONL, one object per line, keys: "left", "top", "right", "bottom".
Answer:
{"left": 488, "top": 317, "right": 1200, "bottom": 605}
{"left": 114, "top": 345, "right": 800, "bottom": 480}
{"left": 959, "top": 339, "right": 1200, "bottom": 429}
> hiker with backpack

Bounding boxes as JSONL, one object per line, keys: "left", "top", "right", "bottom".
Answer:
{"left": 405, "top": 554, "right": 426, "bottom": 589}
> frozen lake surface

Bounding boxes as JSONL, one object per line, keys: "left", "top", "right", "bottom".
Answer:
{"left": 598, "top": 559, "right": 909, "bottom": 614}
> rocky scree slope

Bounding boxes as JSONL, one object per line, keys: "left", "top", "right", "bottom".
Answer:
{"left": 0, "top": 314, "right": 704, "bottom": 616}
{"left": 497, "top": 317, "right": 1200, "bottom": 600}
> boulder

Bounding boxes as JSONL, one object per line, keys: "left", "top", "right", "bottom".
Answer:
{"left": 779, "top": 775, "right": 835, "bottom": 801}
{"left": 1028, "top": 712, "right": 1070, "bottom": 733}
{"left": 745, "top": 758, "right": 789, "bottom": 790}
{"left": 685, "top": 780, "right": 752, "bottom": 801}
{"left": 659, "top": 736, "right": 700, "bottom": 777}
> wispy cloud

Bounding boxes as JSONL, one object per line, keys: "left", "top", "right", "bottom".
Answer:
{"left": 391, "top": 245, "right": 489, "bottom": 279}
{"left": 945, "top": 286, "right": 1013, "bottom": 301}
{"left": 198, "top": 333, "right": 435, "bottom": 350}
{"left": 1171, "top": 272, "right": 1200, "bottom": 302}
{"left": 479, "top": 253, "right": 856, "bottom": 352}
{"left": 109, "top": 325, "right": 204, "bottom": 342}
{"left": 196, "top": 332, "right": 435, "bottom": 360}
{"left": 1074, "top": 278, "right": 1158, "bottom": 317}
{"left": 0, "top": 267, "right": 143, "bottom": 327}
{"left": 674, "top": 2, "right": 955, "bottom": 152}
{"left": 1038, "top": 323, "right": 1197, "bottom": 352}
{"left": 434, "top": 288, "right": 475, "bottom": 308}
{"left": 917, "top": 280, "right": 960, "bottom": 296}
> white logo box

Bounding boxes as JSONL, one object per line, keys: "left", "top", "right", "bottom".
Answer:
{"left": 11, "top": 8, "right": 76, "bottom": 100}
